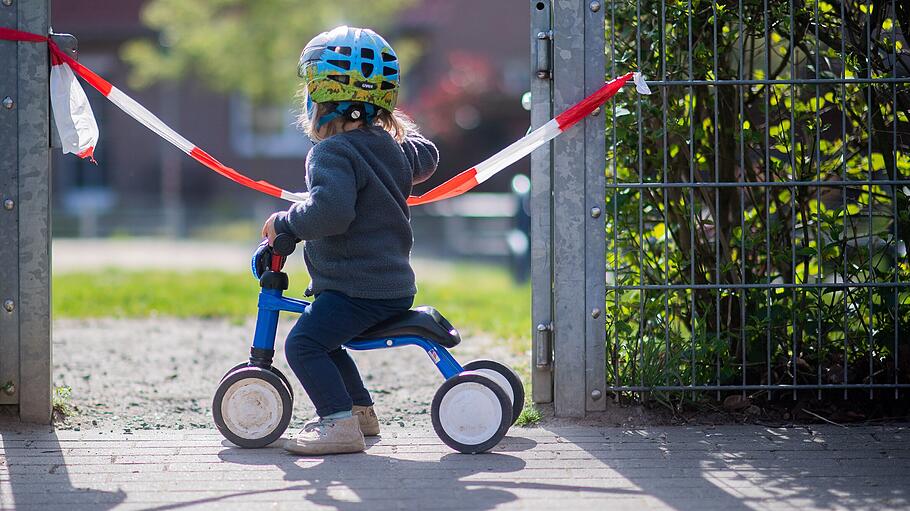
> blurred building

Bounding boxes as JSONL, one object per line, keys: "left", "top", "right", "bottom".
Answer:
{"left": 396, "top": 0, "right": 531, "bottom": 194}
{"left": 51, "top": 0, "right": 531, "bottom": 249}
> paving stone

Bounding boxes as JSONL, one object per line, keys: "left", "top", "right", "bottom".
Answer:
{"left": 0, "top": 424, "right": 908, "bottom": 510}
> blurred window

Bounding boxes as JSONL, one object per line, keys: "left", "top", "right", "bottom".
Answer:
{"left": 57, "top": 53, "right": 116, "bottom": 214}
{"left": 229, "top": 96, "right": 312, "bottom": 158}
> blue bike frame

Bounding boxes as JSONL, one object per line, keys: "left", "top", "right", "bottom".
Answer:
{"left": 253, "top": 288, "right": 464, "bottom": 379}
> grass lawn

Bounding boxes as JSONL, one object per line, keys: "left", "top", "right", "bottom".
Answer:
{"left": 53, "top": 264, "right": 531, "bottom": 343}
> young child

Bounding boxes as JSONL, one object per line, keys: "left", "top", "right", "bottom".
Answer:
{"left": 260, "top": 26, "right": 438, "bottom": 455}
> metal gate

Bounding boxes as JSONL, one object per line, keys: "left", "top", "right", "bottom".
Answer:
{"left": 531, "top": 0, "right": 910, "bottom": 416}
{"left": 0, "top": 0, "right": 53, "bottom": 423}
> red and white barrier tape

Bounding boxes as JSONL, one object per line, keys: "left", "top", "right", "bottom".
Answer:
{"left": 1, "top": 28, "right": 650, "bottom": 206}
{"left": 407, "top": 73, "right": 651, "bottom": 205}
{"left": 1, "top": 27, "right": 307, "bottom": 202}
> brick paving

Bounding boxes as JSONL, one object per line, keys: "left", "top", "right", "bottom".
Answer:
{"left": 1, "top": 424, "right": 908, "bottom": 510}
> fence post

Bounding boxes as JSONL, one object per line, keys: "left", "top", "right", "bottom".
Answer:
{"left": 529, "top": 0, "right": 554, "bottom": 404}
{"left": 583, "top": 0, "right": 606, "bottom": 412}
{"left": 550, "top": 0, "right": 589, "bottom": 417}
{"left": 0, "top": 0, "right": 52, "bottom": 423}
{"left": 0, "top": 0, "right": 20, "bottom": 414}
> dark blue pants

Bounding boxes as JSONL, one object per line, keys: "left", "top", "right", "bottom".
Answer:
{"left": 284, "top": 290, "right": 414, "bottom": 417}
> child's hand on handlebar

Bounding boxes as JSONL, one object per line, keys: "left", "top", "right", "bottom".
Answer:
{"left": 261, "top": 212, "right": 280, "bottom": 246}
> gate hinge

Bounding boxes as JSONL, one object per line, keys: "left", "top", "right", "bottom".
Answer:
{"left": 535, "top": 321, "right": 553, "bottom": 368}
{"left": 535, "top": 30, "right": 552, "bottom": 80}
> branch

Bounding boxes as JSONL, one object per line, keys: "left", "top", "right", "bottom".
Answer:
{"left": 746, "top": 12, "right": 809, "bottom": 104}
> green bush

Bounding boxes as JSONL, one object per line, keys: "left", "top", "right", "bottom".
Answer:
{"left": 604, "top": 0, "right": 909, "bottom": 398}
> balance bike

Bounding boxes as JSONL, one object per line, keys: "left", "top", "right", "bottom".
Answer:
{"left": 212, "top": 233, "right": 524, "bottom": 454}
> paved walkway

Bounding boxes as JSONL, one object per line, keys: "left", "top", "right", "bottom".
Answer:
{"left": 1, "top": 424, "right": 908, "bottom": 510}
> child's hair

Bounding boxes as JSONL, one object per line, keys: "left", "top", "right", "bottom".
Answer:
{"left": 296, "top": 91, "right": 417, "bottom": 143}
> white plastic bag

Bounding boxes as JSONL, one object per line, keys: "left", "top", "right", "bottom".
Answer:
{"left": 50, "top": 58, "right": 99, "bottom": 160}
{"left": 633, "top": 72, "right": 652, "bottom": 95}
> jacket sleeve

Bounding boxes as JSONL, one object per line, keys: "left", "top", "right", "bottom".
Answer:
{"left": 274, "top": 141, "right": 358, "bottom": 240}
{"left": 401, "top": 132, "right": 439, "bottom": 185}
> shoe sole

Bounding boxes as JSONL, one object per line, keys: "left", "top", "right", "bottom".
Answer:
{"left": 283, "top": 441, "right": 365, "bottom": 455}
{"left": 360, "top": 425, "right": 380, "bottom": 436}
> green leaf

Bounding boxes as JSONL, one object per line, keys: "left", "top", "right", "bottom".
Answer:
{"left": 870, "top": 153, "right": 886, "bottom": 171}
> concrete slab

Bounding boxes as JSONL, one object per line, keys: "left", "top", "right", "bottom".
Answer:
{"left": 1, "top": 424, "right": 908, "bottom": 510}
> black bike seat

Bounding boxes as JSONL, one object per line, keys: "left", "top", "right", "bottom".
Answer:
{"left": 353, "top": 306, "right": 461, "bottom": 348}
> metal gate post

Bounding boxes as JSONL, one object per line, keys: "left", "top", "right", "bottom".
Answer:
{"left": 0, "top": 0, "right": 52, "bottom": 423}
{"left": 550, "top": 0, "right": 605, "bottom": 417}
{"left": 529, "top": 0, "right": 554, "bottom": 404}
{"left": 582, "top": 0, "right": 606, "bottom": 412}
{"left": 0, "top": 0, "right": 20, "bottom": 413}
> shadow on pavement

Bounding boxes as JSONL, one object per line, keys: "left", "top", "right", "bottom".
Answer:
{"left": 554, "top": 424, "right": 910, "bottom": 510}
{"left": 0, "top": 423, "right": 126, "bottom": 510}
{"left": 9, "top": 422, "right": 895, "bottom": 509}
{"left": 140, "top": 434, "right": 635, "bottom": 510}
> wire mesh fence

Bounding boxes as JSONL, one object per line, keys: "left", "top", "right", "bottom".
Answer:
{"left": 603, "top": 0, "right": 910, "bottom": 399}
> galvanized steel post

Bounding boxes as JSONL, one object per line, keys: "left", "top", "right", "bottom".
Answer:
{"left": 0, "top": 0, "right": 19, "bottom": 413}
{"left": 529, "top": 0, "right": 554, "bottom": 404}
{"left": 0, "top": 0, "right": 52, "bottom": 423}
{"left": 548, "top": 0, "right": 606, "bottom": 417}
{"left": 583, "top": 0, "right": 607, "bottom": 413}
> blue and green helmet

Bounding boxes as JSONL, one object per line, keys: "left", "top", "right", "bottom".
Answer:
{"left": 298, "top": 26, "right": 400, "bottom": 122}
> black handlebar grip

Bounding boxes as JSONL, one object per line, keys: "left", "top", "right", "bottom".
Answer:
{"left": 272, "top": 233, "right": 298, "bottom": 257}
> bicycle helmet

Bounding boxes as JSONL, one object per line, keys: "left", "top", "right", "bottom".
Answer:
{"left": 298, "top": 26, "right": 400, "bottom": 128}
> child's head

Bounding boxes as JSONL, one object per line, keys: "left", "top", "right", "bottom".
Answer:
{"left": 297, "top": 26, "right": 416, "bottom": 143}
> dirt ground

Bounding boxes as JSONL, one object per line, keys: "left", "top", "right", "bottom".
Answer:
{"left": 49, "top": 317, "right": 910, "bottom": 435}
{"left": 52, "top": 318, "right": 525, "bottom": 432}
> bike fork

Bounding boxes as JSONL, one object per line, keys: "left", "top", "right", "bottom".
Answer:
{"left": 250, "top": 288, "right": 283, "bottom": 367}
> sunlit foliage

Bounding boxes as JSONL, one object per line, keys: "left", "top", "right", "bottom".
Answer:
{"left": 604, "top": 0, "right": 909, "bottom": 398}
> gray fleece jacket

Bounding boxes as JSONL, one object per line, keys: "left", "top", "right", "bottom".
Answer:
{"left": 274, "top": 126, "right": 438, "bottom": 299}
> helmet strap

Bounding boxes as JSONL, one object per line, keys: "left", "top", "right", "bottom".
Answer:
{"left": 316, "top": 101, "right": 379, "bottom": 129}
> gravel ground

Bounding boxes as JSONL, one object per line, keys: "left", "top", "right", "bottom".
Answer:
{"left": 53, "top": 318, "right": 525, "bottom": 432}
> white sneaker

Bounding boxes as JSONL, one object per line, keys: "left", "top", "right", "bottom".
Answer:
{"left": 284, "top": 415, "right": 365, "bottom": 455}
{"left": 353, "top": 405, "right": 381, "bottom": 436}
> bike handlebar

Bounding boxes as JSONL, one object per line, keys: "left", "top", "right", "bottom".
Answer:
{"left": 272, "top": 233, "right": 298, "bottom": 257}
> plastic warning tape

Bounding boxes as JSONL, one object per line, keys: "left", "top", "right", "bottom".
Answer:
{"left": 1, "top": 27, "right": 307, "bottom": 202}
{"left": 406, "top": 72, "right": 651, "bottom": 205}
{"left": 1, "top": 27, "right": 650, "bottom": 206}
